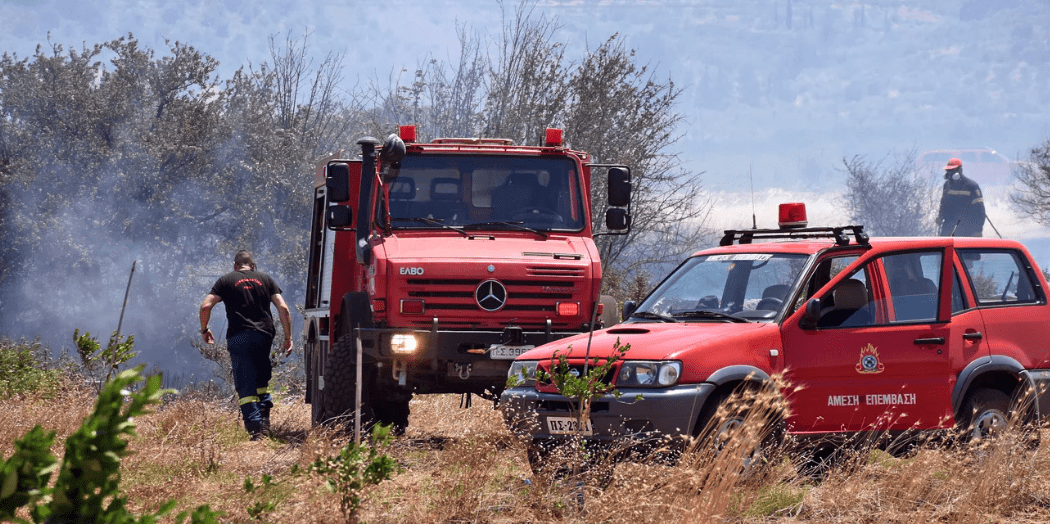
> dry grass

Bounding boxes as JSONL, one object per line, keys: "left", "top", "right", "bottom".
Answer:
{"left": 7, "top": 381, "right": 1050, "bottom": 523}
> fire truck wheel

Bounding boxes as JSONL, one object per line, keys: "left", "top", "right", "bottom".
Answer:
{"left": 307, "top": 340, "right": 327, "bottom": 426}
{"left": 374, "top": 397, "right": 411, "bottom": 436}
{"left": 599, "top": 295, "right": 619, "bottom": 328}
{"left": 322, "top": 333, "right": 377, "bottom": 435}
{"left": 959, "top": 388, "right": 1011, "bottom": 442}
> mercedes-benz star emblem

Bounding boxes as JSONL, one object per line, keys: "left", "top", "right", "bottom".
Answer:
{"left": 475, "top": 279, "right": 507, "bottom": 311}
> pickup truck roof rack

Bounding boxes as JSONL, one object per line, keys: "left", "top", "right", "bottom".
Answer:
{"left": 719, "top": 225, "right": 870, "bottom": 247}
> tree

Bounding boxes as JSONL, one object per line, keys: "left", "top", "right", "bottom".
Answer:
{"left": 1010, "top": 137, "right": 1050, "bottom": 226}
{"left": 841, "top": 152, "right": 937, "bottom": 237}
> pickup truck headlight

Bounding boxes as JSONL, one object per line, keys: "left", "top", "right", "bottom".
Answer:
{"left": 618, "top": 361, "right": 682, "bottom": 387}
{"left": 507, "top": 360, "right": 538, "bottom": 387}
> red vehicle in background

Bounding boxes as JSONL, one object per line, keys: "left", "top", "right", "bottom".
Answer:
{"left": 303, "top": 126, "right": 631, "bottom": 432}
{"left": 502, "top": 203, "right": 1050, "bottom": 461}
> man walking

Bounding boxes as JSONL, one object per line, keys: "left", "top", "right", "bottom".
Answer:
{"left": 936, "top": 158, "right": 986, "bottom": 237}
{"left": 200, "top": 250, "right": 293, "bottom": 440}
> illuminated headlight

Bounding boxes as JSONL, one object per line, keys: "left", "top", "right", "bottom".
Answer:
{"left": 618, "top": 361, "right": 682, "bottom": 387}
{"left": 507, "top": 360, "right": 539, "bottom": 387}
{"left": 390, "top": 334, "right": 418, "bottom": 354}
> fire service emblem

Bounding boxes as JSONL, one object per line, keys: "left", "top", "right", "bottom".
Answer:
{"left": 855, "top": 343, "right": 885, "bottom": 374}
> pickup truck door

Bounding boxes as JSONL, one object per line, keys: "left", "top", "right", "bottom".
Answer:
{"left": 782, "top": 249, "right": 954, "bottom": 434}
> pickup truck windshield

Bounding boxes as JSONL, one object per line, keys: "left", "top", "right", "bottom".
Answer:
{"left": 634, "top": 253, "right": 810, "bottom": 322}
{"left": 378, "top": 155, "right": 585, "bottom": 232}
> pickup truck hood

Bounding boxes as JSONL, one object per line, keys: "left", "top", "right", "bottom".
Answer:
{"left": 519, "top": 321, "right": 779, "bottom": 362}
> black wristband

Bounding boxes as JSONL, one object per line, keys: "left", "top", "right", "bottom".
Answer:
{"left": 201, "top": 327, "right": 210, "bottom": 334}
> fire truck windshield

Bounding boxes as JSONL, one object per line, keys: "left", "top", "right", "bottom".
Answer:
{"left": 632, "top": 253, "right": 809, "bottom": 323}
{"left": 379, "top": 155, "right": 585, "bottom": 232}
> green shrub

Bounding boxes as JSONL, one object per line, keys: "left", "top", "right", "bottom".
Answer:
{"left": 0, "top": 338, "right": 63, "bottom": 399}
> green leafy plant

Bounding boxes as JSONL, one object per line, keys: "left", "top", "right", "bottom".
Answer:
{"left": 0, "top": 338, "right": 63, "bottom": 399}
{"left": 0, "top": 356, "right": 222, "bottom": 523}
{"left": 305, "top": 424, "right": 400, "bottom": 522}
{"left": 74, "top": 329, "right": 137, "bottom": 390}
{"left": 536, "top": 339, "right": 634, "bottom": 432}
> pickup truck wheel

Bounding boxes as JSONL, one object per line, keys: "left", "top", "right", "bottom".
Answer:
{"left": 322, "top": 333, "right": 376, "bottom": 435}
{"left": 959, "top": 388, "right": 1011, "bottom": 441}
{"left": 694, "top": 389, "right": 783, "bottom": 473}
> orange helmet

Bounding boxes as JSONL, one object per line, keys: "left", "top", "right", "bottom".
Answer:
{"left": 943, "top": 158, "right": 963, "bottom": 170}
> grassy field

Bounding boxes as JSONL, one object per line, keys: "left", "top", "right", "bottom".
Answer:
{"left": 6, "top": 366, "right": 1050, "bottom": 522}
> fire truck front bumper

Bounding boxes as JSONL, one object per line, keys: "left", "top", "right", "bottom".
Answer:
{"left": 499, "top": 383, "right": 716, "bottom": 444}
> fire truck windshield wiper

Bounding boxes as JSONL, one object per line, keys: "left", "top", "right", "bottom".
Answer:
{"left": 463, "top": 221, "right": 547, "bottom": 238}
{"left": 629, "top": 311, "right": 679, "bottom": 323}
{"left": 393, "top": 217, "right": 468, "bottom": 236}
{"left": 670, "top": 310, "right": 750, "bottom": 323}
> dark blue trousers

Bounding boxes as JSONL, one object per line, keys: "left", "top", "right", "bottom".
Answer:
{"left": 227, "top": 330, "right": 274, "bottom": 434}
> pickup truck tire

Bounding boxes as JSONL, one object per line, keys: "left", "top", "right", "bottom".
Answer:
{"left": 694, "top": 388, "right": 783, "bottom": 474}
{"left": 374, "top": 396, "right": 411, "bottom": 435}
{"left": 959, "top": 387, "right": 1010, "bottom": 441}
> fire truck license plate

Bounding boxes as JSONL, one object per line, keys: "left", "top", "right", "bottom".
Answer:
{"left": 546, "top": 416, "right": 593, "bottom": 436}
{"left": 488, "top": 344, "right": 534, "bottom": 359}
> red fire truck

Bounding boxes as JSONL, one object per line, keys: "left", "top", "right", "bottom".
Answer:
{"left": 303, "top": 126, "right": 631, "bottom": 432}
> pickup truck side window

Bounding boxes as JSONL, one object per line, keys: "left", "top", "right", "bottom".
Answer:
{"left": 792, "top": 255, "right": 860, "bottom": 314}
{"left": 883, "top": 250, "right": 942, "bottom": 323}
{"left": 959, "top": 248, "right": 1043, "bottom": 306}
{"left": 952, "top": 268, "right": 968, "bottom": 314}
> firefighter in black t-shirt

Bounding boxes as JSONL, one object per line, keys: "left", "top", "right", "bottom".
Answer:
{"left": 936, "top": 158, "right": 986, "bottom": 237}
{"left": 199, "top": 250, "right": 293, "bottom": 440}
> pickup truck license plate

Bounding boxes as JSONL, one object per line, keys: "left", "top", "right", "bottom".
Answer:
{"left": 546, "top": 416, "right": 593, "bottom": 436}
{"left": 489, "top": 344, "right": 534, "bottom": 360}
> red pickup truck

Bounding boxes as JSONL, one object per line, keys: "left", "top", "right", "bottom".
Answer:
{"left": 501, "top": 203, "right": 1050, "bottom": 462}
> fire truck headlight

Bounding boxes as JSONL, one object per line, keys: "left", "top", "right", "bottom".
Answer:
{"left": 390, "top": 334, "right": 419, "bottom": 354}
{"left": 507, "top": 360, "right": 538, "bottom": 387}
{"left": 617, "top": 361, "right": 682, "bottom": 387}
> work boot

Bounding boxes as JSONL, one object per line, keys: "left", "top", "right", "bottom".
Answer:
{"left": 240, "top": 401, "right": 266, "bottom": 441}
{"left": 259, "top": 392, "right": 274, "bottom": 432}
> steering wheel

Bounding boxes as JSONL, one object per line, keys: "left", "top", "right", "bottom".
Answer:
{"left": 755, "top": 297, "right": 783, "bottom": 311}
{"left": 510, "top": 207, "right": 564, "bottom": 223}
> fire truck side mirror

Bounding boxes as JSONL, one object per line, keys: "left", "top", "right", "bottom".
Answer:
{"left": 327, "top": 205, "right": 353, "bottom": 229}
{"left": 799, "top": 298, "right": 821, "bottom": 330}
{"left": 606, "top": 208, "right": 631, "bottom": 231}
{"left": 326, "top": 163, "right": 351, "bottom": 203}
{"left": 607, "top": 167, "right": 631, "bottom": 207}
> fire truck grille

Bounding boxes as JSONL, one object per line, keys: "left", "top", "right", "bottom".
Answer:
{"left": 527, "top": 265, "right": 586, "bottom": 277}
{"left": 402, "top": 277, "right": 581, "bottom": 316}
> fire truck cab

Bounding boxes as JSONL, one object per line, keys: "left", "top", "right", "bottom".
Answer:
{"left": 304, "top": 126, "right": 631, "bottom": 433}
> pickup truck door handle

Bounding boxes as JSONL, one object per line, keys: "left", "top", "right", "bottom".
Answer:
{"left": 962, "top": 332, "right": 984, "bottom": 341}
{"left": 913, "top": 337, "right": 946, "bottom": 345}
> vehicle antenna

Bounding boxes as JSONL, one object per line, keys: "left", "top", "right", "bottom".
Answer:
{"left": 750, "top": 163, "right": 757, "bottom": 229}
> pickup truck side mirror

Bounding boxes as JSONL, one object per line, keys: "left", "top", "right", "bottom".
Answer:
{"left": 799, "top": 298, "right": 821, "bottom": 330}
{"left": 622, "top": 300, "right": 637, "bottom": 320}
{"left": 606, "top": 208, "right": 631, "bottom": 231}
{"left": 327, "top": 205, "right": 353, "bottom": 229}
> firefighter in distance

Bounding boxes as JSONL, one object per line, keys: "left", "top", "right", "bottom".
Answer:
{"left": 936, "top": 157, "right": 986, "bottom": 237}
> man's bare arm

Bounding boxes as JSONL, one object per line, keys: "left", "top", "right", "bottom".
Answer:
{"left": 271, "top": 293, "right": 293, "bottom": 354}
{"left": 199, "top": 294, "right": 222, "bottom": 345}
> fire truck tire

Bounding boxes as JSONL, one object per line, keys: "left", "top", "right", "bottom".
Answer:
{"left": 322, "top": 333, "right": 377, "bottom": 434}
{"left": 958, "top": 388, "right": 1011, "bottom": 441}
{"left": 374, "top": 396, "right": 411, "bottom": 435}
{"left": 599, "top": 295, "right": 619, "bottom": 328}
{"left": 306, "top": 340, "right": 328, "bottom": 426}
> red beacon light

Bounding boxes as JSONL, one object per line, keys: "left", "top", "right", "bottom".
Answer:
{"left": 544, "top": 128, "right": 563, "bottom": 147}
{"left": 399, "top": 125, "right": 417, "bottom": 143}
{"left": 778, "top": 202, "right": 808, "bottom": 229}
